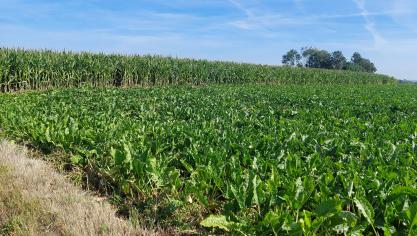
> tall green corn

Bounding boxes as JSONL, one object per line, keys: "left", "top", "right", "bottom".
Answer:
{"left": 0, "top": 47, "right": 397, "bottom": 92}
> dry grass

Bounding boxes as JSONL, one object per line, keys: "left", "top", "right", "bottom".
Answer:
{"left": 0, "top": 140, "right": 162, "bottom": 236}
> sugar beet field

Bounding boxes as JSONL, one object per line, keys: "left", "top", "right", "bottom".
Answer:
{"left": 1, "top": 49, "right": 417, "bottom": 235}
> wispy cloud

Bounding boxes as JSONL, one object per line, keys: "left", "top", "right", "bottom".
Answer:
{"left": 1, "top": 0, "right": 417, "bottom": 80}
{"left": 228, "top": 0, "right": 254, "bottom": 18}
{"left": 318, "top": 9, "right": 413, "bottom": 20}
{"left": 226, "top": 0, "right": 406, "bottom": 33}
{"left": 391, "top": 0, "right": 417, "bottom": 32}
{"left": 353, "top": 0, "right": 387, "bottom": 48}
{"left": 227, "top": 0, "right": 313, "bottom": 30}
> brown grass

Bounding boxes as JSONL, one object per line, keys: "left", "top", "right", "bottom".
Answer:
{"left": 0, "top": 140, "right": 162, "bottom": 236}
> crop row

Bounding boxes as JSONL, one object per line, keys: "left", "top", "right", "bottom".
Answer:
{"left": 1, "top": 85, "right": 417, "bottom": 234}
{"left": 0, "top": 48, "right": 396, "bottom": 92}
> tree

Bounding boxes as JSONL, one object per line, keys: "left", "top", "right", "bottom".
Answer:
{"left": 351, "top": 52, "right": 363, "bottom": 65}
{"left": 281, "top": 48, "right": 377, "bottom": 73}
{"left": 358, "top": 58, "right": 376, "bottom": 73}
{"left": 344, "top": 62, "right": 364, "bottom": 72}
{"left": 301, "top": 48, "right": 332, "bottom": 69}
{"left": 282, "top": 49, "right": 302, "bottom": 67}
{"left": 331, "top": 51, "right": 347, "bottom": 70}
{"left": 350, "top": 52, "right": 377, "bottom": 73}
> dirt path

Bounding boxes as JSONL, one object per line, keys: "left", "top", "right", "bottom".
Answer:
{"left": 0, "top": 140, "right": 159, "bottom": 236}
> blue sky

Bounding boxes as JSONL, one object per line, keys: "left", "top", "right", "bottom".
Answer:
{"left": 0, "top": 0, "right": 416, "bottom": 80}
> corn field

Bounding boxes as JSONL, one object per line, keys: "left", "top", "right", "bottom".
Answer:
{"left": 0, "top": 48, "right": 396, "bottom": 92}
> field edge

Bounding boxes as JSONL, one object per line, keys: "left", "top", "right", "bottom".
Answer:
{"left": 0, "top": 140, "right": 162, "bottom": 236}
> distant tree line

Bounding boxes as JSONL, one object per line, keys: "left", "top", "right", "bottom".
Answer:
{"left": 399, "top": 79, "right": 417, "bottom": 84}
{"left": 282, "top": 47, "right": 377, "bottom": 73}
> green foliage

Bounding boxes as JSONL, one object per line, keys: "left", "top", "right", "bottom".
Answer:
{"left": 313, "top": 199, "right": 342, "bottom": 217}
{"left": 1, "top": 84, "right": 417, "bottom": 234}
{"left": 282, "top": 49, "right": 302, "bottom": 67}
{"left": 200, "top": 215, "right": 244, "bottom": 233}
{"left": 331, "top": 51, "right": 347, "bottom": 70}
{"left": 302, "top": 47, "right": 333, "bottom": 69}
{"left": 354, "top": 197, "right": 375, "bottom": 226}
{"left": 200, "top": 215, "right": 231, "bottom": 231}
{"left": 0, "top": 48, "right": 395, "bottom": 92}
{"left": 283, "top": 48, "right": 379, "bottom": 73}
{"left": 351, "top": 52, "right": 377, "bottom": 73}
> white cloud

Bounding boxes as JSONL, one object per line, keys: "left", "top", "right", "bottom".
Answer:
{"left": 226, "top": 1, "right": 316, "bottom": 31}
{"left": 1, "top": 0, "right": 417, "bottom": 80}
{"left": 228, "top": 0, "right": 254, "bottom": 18}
